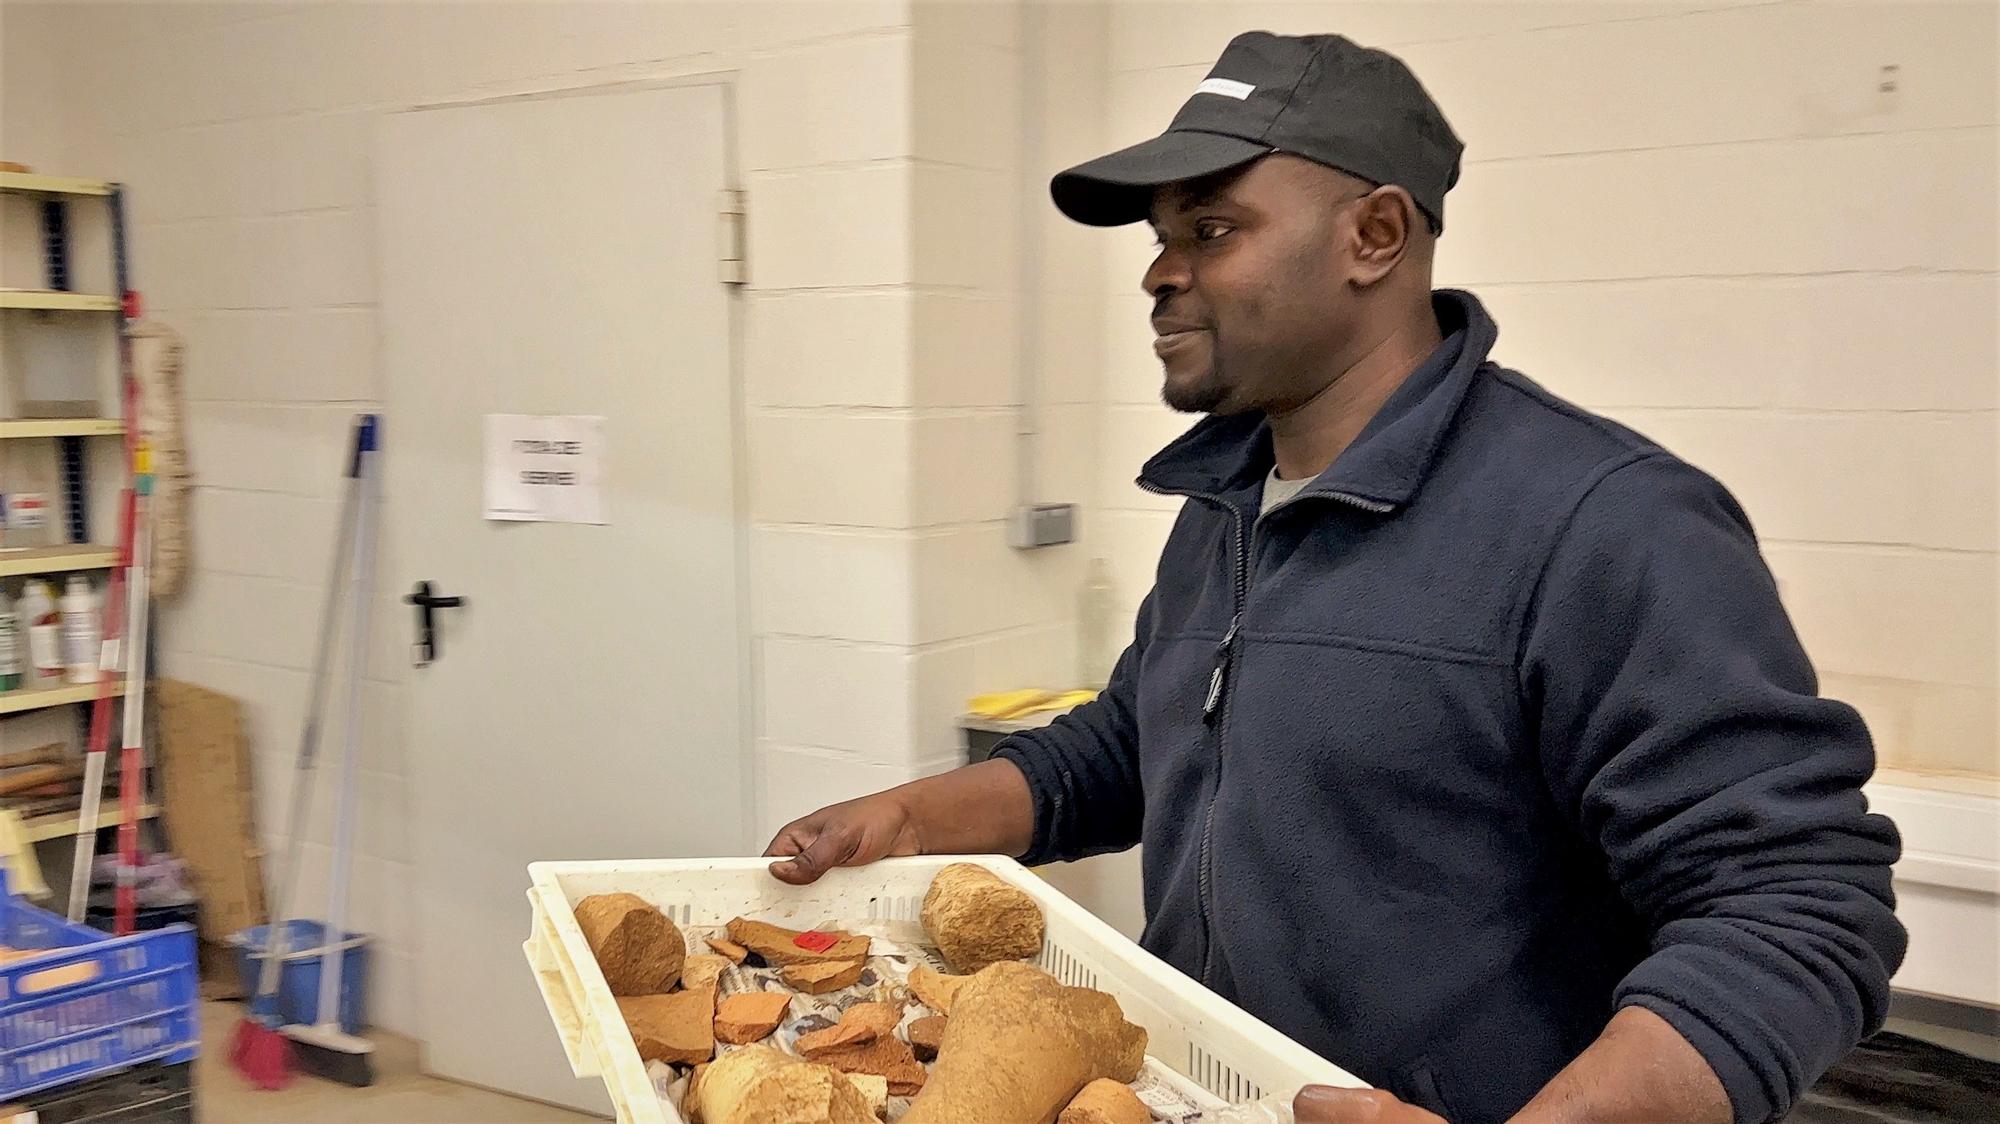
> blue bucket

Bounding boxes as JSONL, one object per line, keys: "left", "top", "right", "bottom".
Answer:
{"left": 228, "top": 921, "right": 370, "bottom": 1035}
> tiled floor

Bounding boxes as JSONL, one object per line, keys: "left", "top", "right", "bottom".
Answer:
{"left": 197, "top": 1001, "right": 599, "bottom": 1122}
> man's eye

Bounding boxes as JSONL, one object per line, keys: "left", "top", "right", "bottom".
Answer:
{"left": 1195, "top": 222, "right": 1232, "bottom": 242}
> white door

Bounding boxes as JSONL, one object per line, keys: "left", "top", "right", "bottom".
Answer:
{"left": 377, "top": 82, "right": 747, "bottom": 1112}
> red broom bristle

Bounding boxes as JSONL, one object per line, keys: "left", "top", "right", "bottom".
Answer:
{"left": 229, "top": 1017, "right": 297, "bottom": 1090}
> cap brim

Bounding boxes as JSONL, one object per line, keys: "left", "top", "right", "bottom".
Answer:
{"left": 1051, "top": 131, "right": 1274, "bottom": 226}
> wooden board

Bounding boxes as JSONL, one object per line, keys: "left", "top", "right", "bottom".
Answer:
{"left": 155, "top": 680, "right": 266, "bottom": 970}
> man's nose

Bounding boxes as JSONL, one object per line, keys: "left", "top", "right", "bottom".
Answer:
{"left": 1143, "top": 246, "right": 1190, "bottom": 299}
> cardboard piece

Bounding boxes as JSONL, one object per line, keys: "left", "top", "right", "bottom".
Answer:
{"left": 155, "top": 680, "right": 267, "bottom": 996}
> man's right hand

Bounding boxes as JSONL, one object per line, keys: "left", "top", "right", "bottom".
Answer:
{"left": 760, "top": 759, "right": 1039, "bottom": 885}
{"left": 763, "top": 791, "right": 923, "bottom": 885}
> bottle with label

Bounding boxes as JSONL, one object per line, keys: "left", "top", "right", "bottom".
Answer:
{"left": 20, "top": 580, "right": 62, "bottom": 685}
{"left": 8, "top": 493, "right": 49, "bottom": 548}
{"left": 0, "top": 588, "right": 20, "bottom": 692}
{"left": 61, "top": 575, "right": 101, "bottom": 685}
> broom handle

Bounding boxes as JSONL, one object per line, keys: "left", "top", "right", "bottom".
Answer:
{"left": 70, "top": 191, "right": 143, "bottom": 924}
{"left": 253, "top": 417, "right": 366, "bottom": 1007}
{"left": 318, "top": 414, "right": 377, "bottom": 1030}
{"left": 114, "top": 477, "right": 154, "bottom": 935}
{"left": 67, "top": 483, "right": 135, "bottom": 922}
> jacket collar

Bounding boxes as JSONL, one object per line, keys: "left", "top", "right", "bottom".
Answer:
{"left": 1136, "top": 289, "right": 1498, "bottom": 513}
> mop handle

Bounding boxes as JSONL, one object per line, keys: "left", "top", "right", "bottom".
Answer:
{"left": 67, "top": 479, "right": 136, "bottom": 923}
{"left": 116, "top": 452, "right": 153, "bottom": 754}
{"left": 113, "top": 456, "right": 154, "bottom": 935}
{"left": 317, "top": 413, "right": 379, "bottom": 1029}
{"left": 70, "top": 194, "right": 144, "bottom": 924}
{"left": 253, "top": 416, "right": 369, "bottom": 1007}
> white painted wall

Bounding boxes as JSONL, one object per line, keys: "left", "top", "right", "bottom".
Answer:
{"left": 0, "top": 0, "right": 1082, "bottom": 1037}
{"left": 1085, "top": 0, "right": 1997, "bottom": 781}
{"left": 1079, "top": 0, "right": 1999, "bottom": 996}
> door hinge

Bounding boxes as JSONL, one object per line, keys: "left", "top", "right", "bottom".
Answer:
{"left": 717, "top": 187, "right": 746, "bottom": 286}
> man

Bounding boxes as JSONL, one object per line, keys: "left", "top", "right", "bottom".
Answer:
{"left": 766, "top": 33, "right": 1905, "bottom": 1124}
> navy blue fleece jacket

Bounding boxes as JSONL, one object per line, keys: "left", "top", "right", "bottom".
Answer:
{"left": 995, "top": 290, "right": 1904, "bottom": 1124}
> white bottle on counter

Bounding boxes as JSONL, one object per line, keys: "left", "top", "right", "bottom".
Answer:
{"left": 20, "top": 580, "right": 62, "bottom": 684}
{"left": 60, "top": 575, "right": 102, "bottom": 685}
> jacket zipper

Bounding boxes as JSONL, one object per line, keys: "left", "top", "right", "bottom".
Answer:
{"left": 1140, "top": 478, "right": 1389, "bottom": 987}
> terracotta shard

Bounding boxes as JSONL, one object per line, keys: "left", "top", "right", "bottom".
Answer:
{"left": 682, "top": 953, "right": 731, "bottom": 993}
{"left": 797, "top": 1002, "right": 903, "bottom": 1056}
{"left": 726, "top": 917, "right": 870, "bottom": 966}
{"left": 920, "top": 864, "right": 1045, "bottom": 974}
{"left": 810, "top": 1035, "right": 928, "bottom": 1097}
{"left": 901, "top": 962, "right": 1147, "bottom": 1124}
{"left": 1059, "top": 1078, "right": 1150, "bottom": 1124}
{"left": 906, "top": 1015, "right": 947, "bottom": 1062}
{"left": 714, "top": 990, "right": 793, "bottom": 1045}
{"left": 846, "top": 1072, "right": 890, "bottom": 1120}
{"left": 783, "top": 957, "right": 866, "bottom": 995}
{"left": 907, "top": 965, "right": 969, "bottom": 1015}
{"left": 617, "top": 985, "right": 715, "bottom": 1066}
{"left": 575, "top": 892, "right": 685, "bottom": 996}
{"left": 689, "top": 1044, "right": 873, "bottom": 1124}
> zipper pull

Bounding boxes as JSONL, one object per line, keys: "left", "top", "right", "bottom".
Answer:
{"left": 1203, "top": 615, "right": 1240, "bottom": 723}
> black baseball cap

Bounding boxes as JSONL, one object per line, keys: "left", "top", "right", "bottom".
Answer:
{"left": 1051, "top": 32, "right": 1463, "bottom": 231}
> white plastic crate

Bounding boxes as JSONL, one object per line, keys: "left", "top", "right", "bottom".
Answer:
{"left": 524, "top": 855, "right": 1364, "bottom": 1124}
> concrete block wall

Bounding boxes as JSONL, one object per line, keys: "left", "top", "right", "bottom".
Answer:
{"left": 1088, "top": 0, "right": 1998, "bottom": 780}
{"left": 882, "top": 0, "right": 1117, "bottom": 799}
{"left": 0, "top": 0, "right": 1045, "bottom": 1037}
{"left": 753, "top": 2, "right": 1108, "bottom": 832}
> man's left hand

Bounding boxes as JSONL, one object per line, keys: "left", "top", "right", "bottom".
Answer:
{"left": 1295, "top": 1086, "right": 1447, "bottom": 1123}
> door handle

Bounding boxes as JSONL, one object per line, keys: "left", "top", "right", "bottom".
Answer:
{"left": 405, "top": 581, "right": 466, "bottom": 668}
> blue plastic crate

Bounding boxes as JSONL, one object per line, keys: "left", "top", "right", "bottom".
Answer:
{"left": 0, "top": 871, "right": 199, "bottom": 1101}
{"left": 228, "top": 921, "right": 370, "bottom": 1035}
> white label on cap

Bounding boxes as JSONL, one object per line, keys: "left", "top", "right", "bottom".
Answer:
{"left": 1195, "top": 77, "right": 1255, "bottom": 101}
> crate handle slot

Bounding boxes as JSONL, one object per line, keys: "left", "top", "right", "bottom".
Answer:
{"left": 18, "top": 960, "right": 100, "bottom": 994}
{"left": 525, "top": 885, "right": 652, "bottom": 1123}
{"left": 525, "top": 889, "right": 600, "bottom": 1079}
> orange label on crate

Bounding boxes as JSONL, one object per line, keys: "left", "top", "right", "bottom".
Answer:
{"left": 793, "top": 930, "right": 839, "bottom": 953}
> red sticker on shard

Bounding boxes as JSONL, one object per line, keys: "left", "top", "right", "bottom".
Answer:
{"left": 793, "top": 930, "right": 839, "bottom": 953}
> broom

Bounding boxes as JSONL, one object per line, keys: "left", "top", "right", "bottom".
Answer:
{"left": 229, "top": 414, "right": 377, "bottom": 1089}
{"left": 278, "top": 412, "right": 379, "bottom": 1087}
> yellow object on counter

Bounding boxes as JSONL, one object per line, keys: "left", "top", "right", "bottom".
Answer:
{"left": 965, "top": 688, "right": 1098, "bottom": 721}
{"left": 0, "top": 810, "right": 50, "bottom": 898}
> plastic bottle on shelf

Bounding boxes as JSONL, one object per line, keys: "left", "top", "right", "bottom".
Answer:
{"left": 20, "top": 579, "right": 62, "bottom": 685}
{"left": 0, "top": 587, "right": 20, "bottom": 692}
{"left": 60, "top": 575, "right": 102, "bottom": 685}
{"left": 8, "top": 494, "right": 50, "bottom": 549}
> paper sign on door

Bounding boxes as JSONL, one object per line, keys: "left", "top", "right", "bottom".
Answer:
{"left": 483, "top": 414, "right": 607, "bottom": 524}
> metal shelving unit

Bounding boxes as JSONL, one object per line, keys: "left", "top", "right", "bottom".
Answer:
{"left": 0, "top": 545, "right": 119, "bottom": 578}
{"left": 0, "top": 290, "right": 120, "bottom": 312}
{"left": 0, "top": 679, "right": 126, "bottom": 717}
{"left": 0, "top": 419, "right": 122, "bottom": 439}
{"left": 0, "top": 173, "right": 112, "bottom": 197}
{"left": 21, "top": 802, "right": 156, "bottom": 844}
{"left": 0, "top": 169, "right": 143, "bottom": 877}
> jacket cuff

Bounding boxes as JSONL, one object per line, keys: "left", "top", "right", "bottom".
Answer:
{"left": 991, "top": 732, "right": 1066, "bottom": 866}
{"left": 1616, "top": 984, "right": 1777, "bottom": 1124}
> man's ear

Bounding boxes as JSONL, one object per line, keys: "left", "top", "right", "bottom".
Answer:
{"left": 1346, "top": 186, "right": 1418, "bottom": 287}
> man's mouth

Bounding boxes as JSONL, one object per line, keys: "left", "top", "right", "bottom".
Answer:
{"left": 1153, "top": 327, "right": 1207, "bottom": 358}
